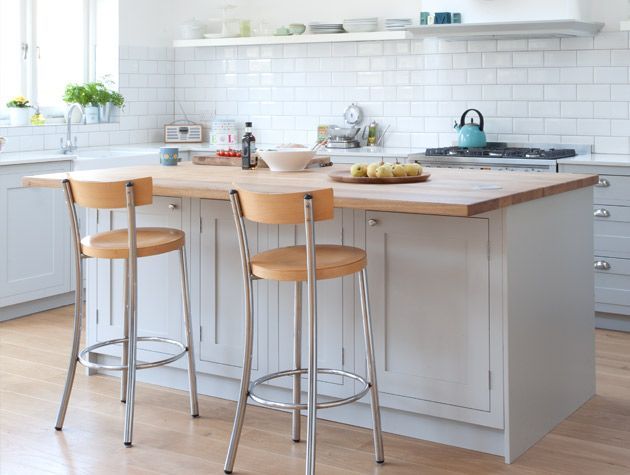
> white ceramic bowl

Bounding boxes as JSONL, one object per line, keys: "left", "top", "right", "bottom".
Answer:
{"left": 258, "top": 148, "right": 316, "bottom": 172}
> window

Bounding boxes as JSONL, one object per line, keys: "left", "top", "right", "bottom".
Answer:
{"left": 0, "top": 0, "right": 118, "bottom": 121}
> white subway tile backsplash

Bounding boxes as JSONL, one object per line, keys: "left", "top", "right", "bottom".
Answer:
{"left": 528, "top": 68, "right": 560, "bottom": 84}
{"left": 452, "top": 52, "right": 482, "bottom": 69}
{"left": 357, "top": 41, "right": 382, "bottom": 56}
{"left": 528, "top": 38, "right": 560, "bottom": 51}
{"left": 594, "top": 136, "right": 630, "bottom": 153}
{"left": 561, "top": 37, "right": 594, "bottom": 50}
{"left": 482, "top": 52, "right": 512, "bottom": 68}
{"left": 544, "top": 51, "right": 576, "bottom": 67}
{"left": 577, "top": 50, "right": 611, "bottom": 67}
{"left": 559, "top": 67, "right": 593, "bottom": 84}
{"left": 595, "top": 101, "right": 629, "bottom": 119}
{"left": 332, "top": 42, "right": 357, "bottom": 57}
{"left": 13, "top": 35, "right": 630, "bottom": 156}
{"left": 594, "top": 67, "right": 628, "bottom": 84}
{"left": 577, "top": 84, "right": 610, "bottom": 101}
{"left": 499, "top": 68, "right": 528, "bottom": 84}
{"left": 529, "top": 101, "right": 560, "bottom": 118}
{"left": 468, "top": 40, "right": 497, "bottom": 53}
{"left": 594, "top": 32, "right": 628, "bottom": 50}
{"left": 544, "top": 84, "right": 576, "bottom": 101}
{"left": 513, "top": 85, "right": 543, "bottom": 100}
{"left": 513, "top": 51, "right": 544, "bottom": 67}
{"left": 561, "top": 102, "right": 593, "bottom": 118}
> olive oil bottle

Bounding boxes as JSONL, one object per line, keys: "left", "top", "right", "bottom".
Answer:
{"left": 241, "top": 122, "right": 257, "bottom": 169}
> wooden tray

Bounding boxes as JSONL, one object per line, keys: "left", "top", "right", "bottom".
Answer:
{"left": 328, "top": 169, "right": 431, "bottom": 184}
{"left": 192, "top": 154, "right": 332, "bottom": 168}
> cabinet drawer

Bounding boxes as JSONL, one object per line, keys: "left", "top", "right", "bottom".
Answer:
{"left": 594, "top": 257, "right": 630, "bottom": 315}
{"left": 594, "top": 175, "right": 630, "bottom": 205}
{"left": 593, "top": 205, "right": 630, "bottom": 259}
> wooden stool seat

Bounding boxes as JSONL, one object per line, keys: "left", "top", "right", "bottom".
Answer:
{"left": 250, "top": 244, "right": 367, "bottom": 282}
{"left": 81, "top": 227, "right": 185, "bottom": 259}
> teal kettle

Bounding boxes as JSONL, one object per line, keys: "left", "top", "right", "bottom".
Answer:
{"left": 454, "top": 109, "right": 487, "bottom": 148}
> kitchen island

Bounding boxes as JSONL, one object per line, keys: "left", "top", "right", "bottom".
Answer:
{"left": 23, "top": 164, "right": 598, "bottom": 463}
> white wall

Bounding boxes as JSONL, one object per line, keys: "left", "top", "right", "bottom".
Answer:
{"left": 119, "top": 0, "right": 173, "bottom": 47}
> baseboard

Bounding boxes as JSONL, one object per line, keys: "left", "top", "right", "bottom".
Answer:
{"left": 0, "top": 292, "right": 75, "bottom": 322}
{"left": 596, "top": 312, "right": 630, "bottom": 333}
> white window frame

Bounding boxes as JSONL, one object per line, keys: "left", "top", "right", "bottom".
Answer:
{"left": 1, "top": 0, "right": 101, "bottom": 121}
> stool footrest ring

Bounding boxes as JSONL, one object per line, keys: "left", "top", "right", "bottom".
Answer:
{"left": 77, "top": 336, "right": 187, "bottom": 371}
{"left": 249, "top": 368, "right": 370, "bottom": 410}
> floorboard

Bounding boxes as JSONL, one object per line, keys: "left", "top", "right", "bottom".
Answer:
{"left": 1, "top": 306, "right": 629, "bottom": 474}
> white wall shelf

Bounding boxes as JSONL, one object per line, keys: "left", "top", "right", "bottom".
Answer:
{"left": 407, "top": 20, "right": 604, "bottom": 41}
{"left": 173, "top": 30, "right": 410, "bottom": 48}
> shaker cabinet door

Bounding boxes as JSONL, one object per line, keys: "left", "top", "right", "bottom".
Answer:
{"left": 0, "top": 163, "right": 71, "bottom": 307}
{"left": 274, "top": 208, "right": 355, "bottom": 399}
{"left": 95, "top": 197, "right": 185, "bottom": 357}
{"left": 366, "top": 211, "right": 491, "bottom": 412}
{"left": 197, "top": 199, "right": 267, "bottom": 379}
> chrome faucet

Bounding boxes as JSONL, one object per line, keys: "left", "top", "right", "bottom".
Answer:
{"left": 60, "top": 103, "right": 84, "bottom": 154}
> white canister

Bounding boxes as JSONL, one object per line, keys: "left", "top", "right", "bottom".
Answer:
{"left": 84, "top": 106, "right": 100, "bottom": 124}
{"left": 209, "top": 120, "right": 238, "bottom": 148}
{"left": 9, "top": 108, "right": 31, "bottom": 126}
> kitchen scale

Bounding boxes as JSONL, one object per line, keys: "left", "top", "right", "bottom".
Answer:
{"left": 326, "top": 103, "right": 363, "bottom": 149}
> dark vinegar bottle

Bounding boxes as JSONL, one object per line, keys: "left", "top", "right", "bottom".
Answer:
{"left": 241, "top": 122, "right": 257, "bottom": 169}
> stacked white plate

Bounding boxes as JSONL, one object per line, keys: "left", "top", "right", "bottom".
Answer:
{"left": 385, "top": 18, "right": 412, "bottom": 30}
{"left": 342, "top": 17, "right": 378, "bottom": 33}
{"left": 309, "top": 22, "right": 345, "bottom": 34}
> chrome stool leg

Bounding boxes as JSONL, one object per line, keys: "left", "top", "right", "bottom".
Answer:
{"left": 359, "top": 268, "right": 384, "bottom": 463}
{"left": 179, "top": 247, "right": 199, "bottom": 416}
{"left": 55, "top": 259, "right": 83, "bottom": 430}
{"left": 123, "top": 245, "right": 138, "bottom": 446}
{"left": 305, "top": 195, "right": 318, "bottom": 475}
{"left": 120, "top": 259, "right": 129, "bottom": 403}
{"left": 292, "top": 281, "right": 303, "bottom": 442}
{"left": 224, "top": 274, "right": 255, "bottom": 474}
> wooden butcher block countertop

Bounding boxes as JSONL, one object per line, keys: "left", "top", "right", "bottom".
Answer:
{"left": 22, "top": 162, "right": 598, "bottom": 217}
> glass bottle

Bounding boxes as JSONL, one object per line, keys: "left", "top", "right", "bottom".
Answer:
{"left": 241, "top": 122, "right": 257, "bottom": 169}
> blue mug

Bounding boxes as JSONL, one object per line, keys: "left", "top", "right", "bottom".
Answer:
{"left": 160, "top": 147, "right": 179, "bottom": 166}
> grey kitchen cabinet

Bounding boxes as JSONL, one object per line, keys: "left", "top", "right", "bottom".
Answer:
{"left": 559, "top": 162, "right": 630, "bottom": 327}
{"left": 196, "top": 199, "right": 269, "bottom": 380}
{"left": 273, "top": 208, "right": 357, "bottom": 399}
{"left": 365, "top": 211, "right": 494, "bottom": 415}
{"left": 91, "top": 196, "right": 188, "bottom": 360}
{"left": 0, "top": 161, "right": 72, "bottom": 315}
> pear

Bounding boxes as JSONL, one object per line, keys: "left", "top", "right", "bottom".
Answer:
{"left": 403, "top": 163, "right": 422, "bottom": 177}
{"left": 392, "top": 164, "right": 407, "bottom": 177}
{"left": 367, "top": 162, "right": 380, "bottom": 178}
{"left": 351, "top": 163, "right": 368, "bottom": 177}
{"left": 375, "top": 164, "right": 394, "bottom": 178}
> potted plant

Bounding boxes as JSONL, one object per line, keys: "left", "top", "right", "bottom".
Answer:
{"left": 6, "top": 96, "right": 32, "bottom": 126}
{"left": 63, "top": 82, "right": 103, "bottom": 124}
{"left": 99, "top": 87, "right": 125, "bottom": 123}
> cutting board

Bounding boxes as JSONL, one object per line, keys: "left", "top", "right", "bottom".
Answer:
{"left": 192, "top": 154, "right": 332, "bottom": 168}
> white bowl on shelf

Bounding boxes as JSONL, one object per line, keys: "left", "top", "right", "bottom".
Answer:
{"left": 257, "top": 148, "right": 316, "bottom": 172}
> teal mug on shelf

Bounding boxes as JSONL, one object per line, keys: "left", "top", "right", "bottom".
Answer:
{"left": 160, "top": 147, "right": 179, "bottom": 166}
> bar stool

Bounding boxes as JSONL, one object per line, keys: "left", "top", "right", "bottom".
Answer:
{"left": 56, "top": 177, "right": 199, "bottom": 446}
{"left": 224, "top": 187, "right": 384, "bottom": 474}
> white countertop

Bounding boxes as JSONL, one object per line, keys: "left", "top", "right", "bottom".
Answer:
{"left": 557, "top": 153, "right": 630, "bottom": 167}
{"left": 0, "top": 142, "right": 418, "bottom": 166}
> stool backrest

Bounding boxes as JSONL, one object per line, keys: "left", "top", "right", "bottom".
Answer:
{"left": 233, "top": 187, "right": 334, "bottom": 224}
{"left": 67, "top": 177, "right": 153, "bottom": 209}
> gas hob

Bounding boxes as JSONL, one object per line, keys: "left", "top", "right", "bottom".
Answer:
{"left": 410, "top": 143, "right": 583, "bottom": 173}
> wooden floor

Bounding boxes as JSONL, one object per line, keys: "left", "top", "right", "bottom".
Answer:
{"left": 1, "top": 306, "right": 629, "bottom": 474}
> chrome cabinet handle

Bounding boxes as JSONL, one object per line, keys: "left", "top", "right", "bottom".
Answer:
{"left": 367, "top": 219, "right": 378, "bottom": 227}
{"left": 593, "top": 208, "right": 610, "bottom": 218}
{"left": 595, "top": 178, "right": 610, "bottom": 188}
{"left": 594, "top": 260, "right": 611, "bottom": 271}
{"left": 168, "top": 203, "right": 177, "bottom": 210}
